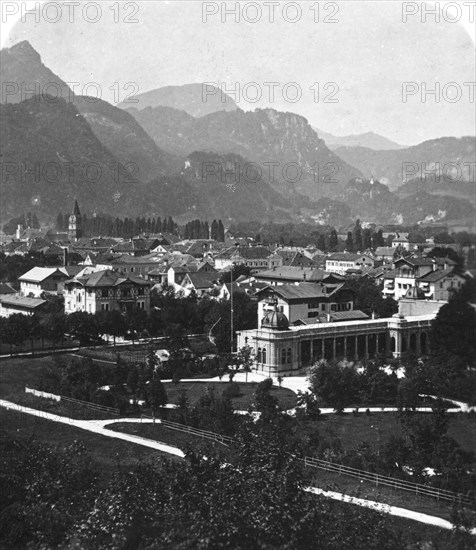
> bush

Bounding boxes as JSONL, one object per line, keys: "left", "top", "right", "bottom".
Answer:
{"left": 223, "top": 382, "right": 241, "bottom": 399}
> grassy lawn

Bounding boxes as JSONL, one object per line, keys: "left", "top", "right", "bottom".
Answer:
{"left": 313, "top": 411, "right": 476, "bottom": 456}
{"left": 0, "top": 355, "right": 55, "bottom": 401}
{"left": 308, "top": 466, "right": 469, "bottom": 523}
{"left": 0, "top": 408, "right": 176, "bottom": 472}
{"left": 163, "top": 380, "right": 297, "bottom": 410}
{"left": 0, "top": 337, "right": 79, "bottom": 356}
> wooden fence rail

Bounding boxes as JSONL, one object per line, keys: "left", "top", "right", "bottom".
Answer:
{"left": 140, "top": 415, "right": 234, "bottom": 446}
{"left": 25, "top": 387, "right": 119, "bottom": 416}
{"left": 61, "top": 395, "right": 119, "bottom": 416}
{"left": 300, "top": 456, "right": 474, "bottom": 505}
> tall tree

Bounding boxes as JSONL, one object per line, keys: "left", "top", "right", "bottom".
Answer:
{"left": 328, "top": 229, "right": 338, "bottom": 252}
{"left": 345, "top": 231, "right": 353, "bottom": 251}
{"left": 217, "top": 220, "right": 225, "bottom": 242}
{"left": 353, "top": 219, "right": 363, "bottom": 252}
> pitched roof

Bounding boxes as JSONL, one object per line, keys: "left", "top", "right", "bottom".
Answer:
{"left": 395, "top": 256, "right": 434, "bottom": 267}
{"left": 375, "top": 247, "right": 396, "bottom": 256}
{"left": 256, "top": 282, "right": 346, "bottom": 301}
{"left": 0, "top": 295, "right": 47, "bottom": 309}
{"left": 183, "top": 272, "right": 218, "bottom": 289}
{"left": 256, "top": 266, "right": 328, "bottom": 282}
{"left": 67, "top": 269, "right": 151, "bottom": 288}
{"left": 275, "top": 250, "right": 315, "bottom": 267}
{"left": 0, "top": 282, "right": 16, "bottom": 294}
{"left": 327, "top": 253, "right": 373, "bottom": 262}
{"left": 216, "top": 245, "right": 271, "bottom": 260}
{"left": 19, "top": 267, "right": 62, "bottom": 282}
{"left": 327, "top": 310, "right": 369, "bottom": 322}
{"left": 418, "top": 268, "right": 464, "bottom": 283}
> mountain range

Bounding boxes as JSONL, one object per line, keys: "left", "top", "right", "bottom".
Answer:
{"left": 334, "top": 137, "right": 476, "bottom": 193}
{"left": 312, "top": 128, "right": 406, "bottom": 151}
{"left": 118, "top": 83, "right": 239, "bottom": 117}
{"left": 1, "top": 40, "right": 474, "bottom": 229}
{"left": 124, "top": 105, "right": 362, "bottom": 199}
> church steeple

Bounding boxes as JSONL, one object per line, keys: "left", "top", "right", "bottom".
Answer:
{"left": 68, "top": 199, "right": 82, "bottom": 241}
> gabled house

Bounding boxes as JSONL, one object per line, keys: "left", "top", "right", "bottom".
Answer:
{"left": 0, "top": 295, "right": 48, "bottom": 318}
{"left": 64, "top": 270, "right": 152, "bottom": 314}
{"left": 254, "top": 266, "right": 335, "bottom": 286}
{"left": 217, "top": 281, "right": 268, "bottom": 301}
{"left": 391, "top": 233, "right": 410, "bottom": 250}
{"left": 180, "top": 272, "right": 219, "bottom": 297}
{"left": 375, "top": 247, "right": 398, "bottom": 261}
{"left": 325, "top": 253, "right": 375, "bottom": 276}
{"left": 416, "top": 268, "right": 467, "bottom": 301}
{"left": 214, "top": 245, "right": 282, "bottom": 271}
{"left": 255, "top": 282, "right": 357, "bottom": 325}
{"left": 19, "top": 266, "right": 83, "bottom": 298}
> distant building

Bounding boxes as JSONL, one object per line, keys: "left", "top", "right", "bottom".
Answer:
{"left": 416, "top": 268, "right": 467, "bottom": 301}
{"left": 180, "top": 272, "right": 219, "bottom": 297}
{"left": 19, "top": 266, "right": 82, "bottom": 298}
{"left": 0, "top": 295, "right": 47, "bottom": 318}
{"left": 254, "top": 266, "right": 342, "bottom": 286}
{"left": 391, "top": 233, "right": 410, "bottom": 250}
{"left": 214, "top": 245, "right": 282, "bottom": 271}
{"left": 254, "top": 282, "right": 359, "bottom": 325}
{"left": 325, "top": 253, "right": 375, "bottom": 276}
{"left": 375, "top": 247, "right": 398, "bottom": 261}
{"left": 68, "top": 200, "right": 83, "bottom": 241}
{"left": 382, "top": 256, "right": 459, "bottom": 300}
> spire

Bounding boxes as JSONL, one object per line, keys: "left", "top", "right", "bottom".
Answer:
{"left": 73, "top": 199, "right": 81, "bottom": 217}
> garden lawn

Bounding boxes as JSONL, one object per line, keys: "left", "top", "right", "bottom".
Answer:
{"left": 162, "top": 381, "right": 297, "bottom": 410}
{"left": 0, "top": 408, "right": 175, "bottom": 472}
{"left": 0, "top": 355, "right": 56, "bottom": 402}
{"left": 310, "top": 412, "right": 476, "bottom": 456}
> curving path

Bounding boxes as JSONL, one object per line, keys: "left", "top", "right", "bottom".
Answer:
{"left": 0, "top": 399, "right": 184, "bottom": 458}
{"left": 1, "top": 398, "right": 474, "bottom": 534}
{"left": 305, "top": 487, "right": 476, "bottom": 535}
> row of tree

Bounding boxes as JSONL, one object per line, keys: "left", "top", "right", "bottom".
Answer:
{"left": 2, "top": 212, "right": 40, "bottom": 234}
{"left": 0, "top": 287, "right": 258, "bottom": 355}
{"left": 183, "top": 219, "right": 226, "bottom": 241}
{"left": 55, "top": 212, "right": 180, "bottom": 238}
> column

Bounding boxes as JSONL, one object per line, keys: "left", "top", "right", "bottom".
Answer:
{"left": 364, "top": 335, "right": 369, "bottom": 359}
{"left": 354, "top": 336, "right": 358, "bottom": 360}
{"left": 321, "top": 339, "right": 325, "bottom": 359}
{"left": 310, "top": 339, "right": 314, "bottom": 362}
{"left": 343, "top": 336, "right": 347, "bottom": 359}
{"left": 332, "top": 338, "right": 336, "bottom": 360}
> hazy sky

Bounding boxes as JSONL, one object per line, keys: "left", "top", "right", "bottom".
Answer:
{"left": 2, "top": 0, "right": 475, "bottom": 145}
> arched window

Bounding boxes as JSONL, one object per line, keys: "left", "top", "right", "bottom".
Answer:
{"left": 262, "top": 348, "right": 267, "bottom": 364}
{"left": 257, "top": 348, "right": 262, "bottom": 363}
{"left": 281, "top": 348, "right": 287, "bottom": 365}
{"left": 410, "top": 333, "right": 417, "bottom": 353}
{"left": 287, "top": 348, "right": 292, "bottom": 363}
{"left": 420, "top": 332, "right": 427, "bottom": 355}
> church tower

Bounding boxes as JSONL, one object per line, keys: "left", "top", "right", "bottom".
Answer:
{"left": 68, "top": 200, "right": 82, "bottom": 241}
